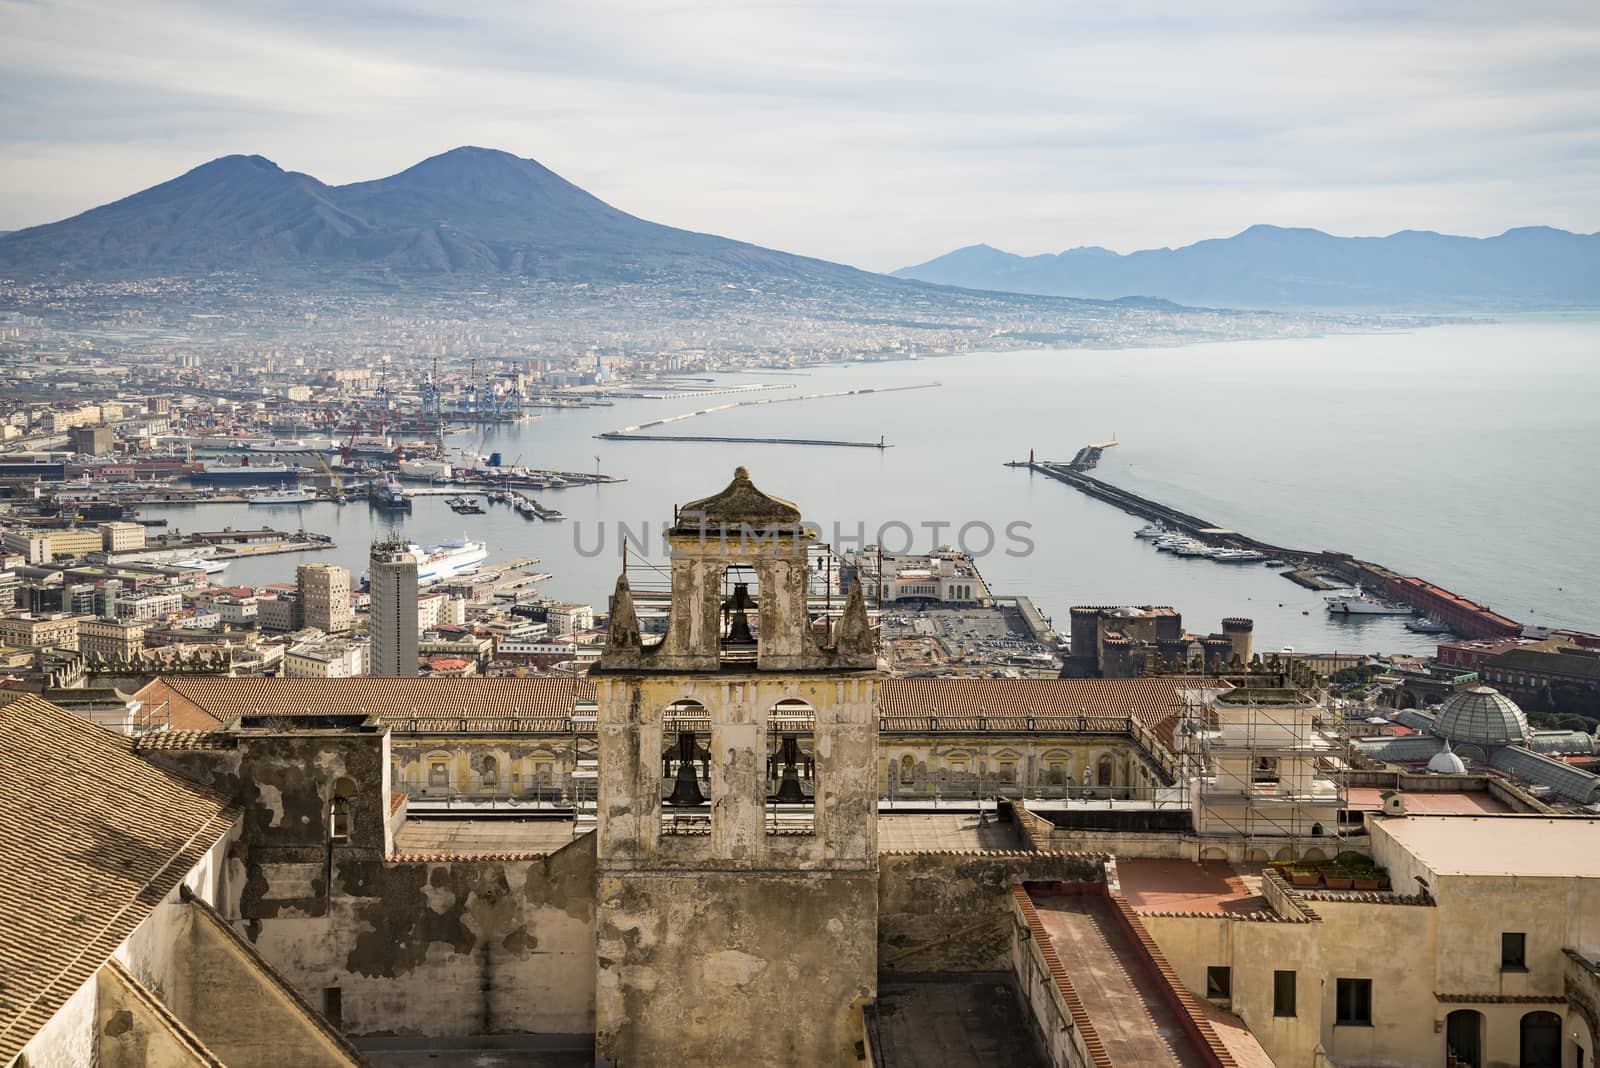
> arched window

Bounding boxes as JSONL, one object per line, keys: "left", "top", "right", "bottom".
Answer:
{"left": 899, "top": 754, "right": 916, "bottom": 784}
{"left": 1446, "top": 1010, "right": 1483, "bottom": 1068}
{"left": 1521, "top": 1010, "right": 1561, "bottom": 1068}
{"left": 329, "top": 796, "right": 351, "bottom": 841}
{"left": 1311, "top": 822, "right": 1324, "bottom": 836}
{"left": 481, "top": 756, "right": 498, "bottom": 788}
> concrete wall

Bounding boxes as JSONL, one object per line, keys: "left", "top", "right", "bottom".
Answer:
{"left": 148, "top": 726, "right": 598, "bottom": 1040}
{"left": 594, "top": 870, "right": 875, "bottom": 1067}
{"left": 95, "top": 966, "right": 214, "bottom": 1068}
{"left": 16, "top": 980, "right": 97, "bottom": 1068}
{"left": 878, "top": 852, "right": 1106, "bottom": 973}
{"left": 1009, "top": 892, "right": 1095, "bottom": 1068}
{"left": 1139, "top": 912, "right": 1328, "bottom": 1068}
{"left": 168, "top": 900, "right": 366, "bottom": 1065}
{"left": 248, "top": 835, "right": 598, "bottom": 1038}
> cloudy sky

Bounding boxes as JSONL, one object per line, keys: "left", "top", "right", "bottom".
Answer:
{"left": 2, "top": 0, "right": 1597, "bottom": 270}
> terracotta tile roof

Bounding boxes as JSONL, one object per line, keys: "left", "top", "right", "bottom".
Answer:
{"left": 881, "top": 676, "right": 1225, "bottom": 745}
{"left": 0, "top": 693, "right": 240, "bottom": 1064}
{"left": 132, "top": 730, "right": 237, "bottom": 752}
{"left": 132, "top": 676, "right": 596, "bottom": 729}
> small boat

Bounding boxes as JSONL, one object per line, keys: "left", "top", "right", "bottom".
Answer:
{"left": 515, "top": 498, "right": 537, "bottom": 518}
{"left": 1134, "top": 522, "right": 1166, "bottom": 539}
{"left": 1405, "top": 616, "right": 1453, "bottom": 634}
{"left": 1212, "top": 548, "right": 1267, "bottom": 563}
{"left": 447, "top": 496, "right": 486, "bottom": 515}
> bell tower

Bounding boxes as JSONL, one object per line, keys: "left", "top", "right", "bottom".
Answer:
{"left": 592, "top": 467, "right": 882, "bottom": 1067}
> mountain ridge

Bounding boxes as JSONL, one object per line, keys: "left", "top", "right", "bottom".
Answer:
{"left": 0, "top": 146, "right": 879, "bottom": 287}
{"left": 894, "top": 225, "right": 1600, "bottom": 308}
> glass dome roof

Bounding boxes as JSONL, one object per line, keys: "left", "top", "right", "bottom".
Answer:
{"left": 1434, "top": 686, "right": 1530, "bottom": 747}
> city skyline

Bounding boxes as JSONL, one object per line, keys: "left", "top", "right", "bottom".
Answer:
{"left": 3, "top": 1, "right": 1598, "bottom": 271}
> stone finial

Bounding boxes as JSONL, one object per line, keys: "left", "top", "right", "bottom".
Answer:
{"left": 830, "top": 579, "right": 875, "bottom": 663}
{"left": 604, "top": 574, "right": 643, "bottom": 654}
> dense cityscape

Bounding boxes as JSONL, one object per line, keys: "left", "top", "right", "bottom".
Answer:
{"left": 4, "top": 5, "right": 1599, "bottom": 1067}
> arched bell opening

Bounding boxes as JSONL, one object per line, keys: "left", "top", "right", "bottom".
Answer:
{"left": 660, "top": 700, "right": 711, "bottom": 831}
{"left": 767, "top": 698, "right": 816, "bottom": 834}
{"left": 718, "top": 563, "right": 761, "bottom": 664}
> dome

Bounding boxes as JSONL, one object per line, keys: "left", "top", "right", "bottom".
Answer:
{"left": 1427, "top": 740, "right": 1468, "bottom": 774}
{"left": 1434, "top": 686, "right": 1530, "bottom": 747}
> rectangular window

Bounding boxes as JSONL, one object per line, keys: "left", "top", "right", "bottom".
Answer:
{"left": 998, "top": 761, "right": 1016, "bottom": 784}
{"left": 1206, "top": 966, "right": 1231, "bottom": 1002}
{"left": 429, "top": 762, "right": 448, "bottom": 788}
{"left": 1502, "top": 932, "right": 1526, "bottom": 970}
{"left": 1335, "top": 978, "right": 1371, "bottom": 1026}
{"left": 1274, "top": 970, "right": 1296, "bottom": 1017}
{"left": 322, "top": 987, "right": 343, "bottom": 1029}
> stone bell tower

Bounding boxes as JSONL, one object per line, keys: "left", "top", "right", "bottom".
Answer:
{"left": 592, "top": 466, "right": 882, "bottom": 1067}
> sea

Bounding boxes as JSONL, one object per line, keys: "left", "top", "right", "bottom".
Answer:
{"left": 144, "top": 314, "right": 1600, "bottom": 657}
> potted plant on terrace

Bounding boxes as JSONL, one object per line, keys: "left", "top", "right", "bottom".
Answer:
{"left": 1288, "top": 867, "right": 1321, "bottom": 888}
{"left": 1320, "top": 865, "right": 1354, "bottom": 890}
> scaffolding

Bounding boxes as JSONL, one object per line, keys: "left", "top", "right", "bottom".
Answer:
{"left": 1183, "top": 670, "right": 1351, "bottom": 856}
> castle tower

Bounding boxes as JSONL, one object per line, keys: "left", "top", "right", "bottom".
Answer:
{"left": 592, "top": 467, "right": 881, "bottom": 1067}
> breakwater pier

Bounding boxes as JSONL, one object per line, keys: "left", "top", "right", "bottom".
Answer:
{"left": 598, "top": 383, "right": 939, "bottom": 449}
{"left": 1013, "top": 445, "right": 1522, "bottom": 640}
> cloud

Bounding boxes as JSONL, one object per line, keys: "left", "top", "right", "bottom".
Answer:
{"left": 1, "top": 0, "right": 1596, "bottom": 270}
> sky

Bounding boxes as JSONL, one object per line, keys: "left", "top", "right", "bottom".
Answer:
{"left": 2, "top": 0, "right": 1598, "bottom": 272}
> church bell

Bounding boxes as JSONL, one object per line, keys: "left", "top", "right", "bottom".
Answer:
{"left": 725, "top": 582, "right": 756, "bottom": 646}
{"left": 774, "top": 733, "right": 807, "bottom": 804}
{"left": 665, "top": 730, "right": 706, "bottom": 807}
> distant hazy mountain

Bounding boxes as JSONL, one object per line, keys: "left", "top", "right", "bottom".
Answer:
{"left": 895, "top": 225, "right": 1600, "bottom": 308}
{"left": 0, "top": 147, "right": 878, "bottom": 286}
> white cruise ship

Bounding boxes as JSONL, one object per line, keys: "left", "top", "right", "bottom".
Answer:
{"left": 361, "top": 538, "right": 488, "bottom": 588}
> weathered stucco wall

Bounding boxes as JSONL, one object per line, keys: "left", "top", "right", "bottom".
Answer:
{"left": 168, "top": 899, "right": 366, "bottom": 1065}
{"left": 17, "top": 979, "right": 97, "bottom": 1068}
{"left": 595, "top": 870, "right": 876, "bottom": 1066}
{"left": 1009, "top": 891, "right": 1095, "bottom": 1068}
{"left": 94, "top": 966, "right": 211, "bottom": 1068}
{"left": 249, "top": 834, "right": 598, "bottom": 1038}
{"left": 1139, "top": 911, "right": 1327, "bottom": 1068}
{"left": 148, "top": 726, "right": 598, "bottom": 1040}
{"left": 877, "top": 852, "right": 1106, "bottom": 973}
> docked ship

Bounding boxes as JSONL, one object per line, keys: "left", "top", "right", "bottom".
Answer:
{"left": 192, "top": 461, "right": 302, "bottom": 485}
{"left": 1211, "top": 548, "right": 1267, "bottom": 563}
{"left": 398, "top": 459, "right": 453, "bottom": 481}
{"left": 1326, "top": 590, "right": 1412, "bottom": 616}
{"left": 368, "top": 475, "right": 412, "bottom": 510}
{"left": 347, "top": 436, "right": 396, "bottom": 459}
{"left": 173, "top": 559, "right": 230, "bottom": 575}
{"left": 247, "top": 438, "right": 338, "bottom": 454}
{"left": 249, "top": 489, "right": 316, "bottom": 505}
{"left": 361, "top": 538, "right": 488, "bottom": 588}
